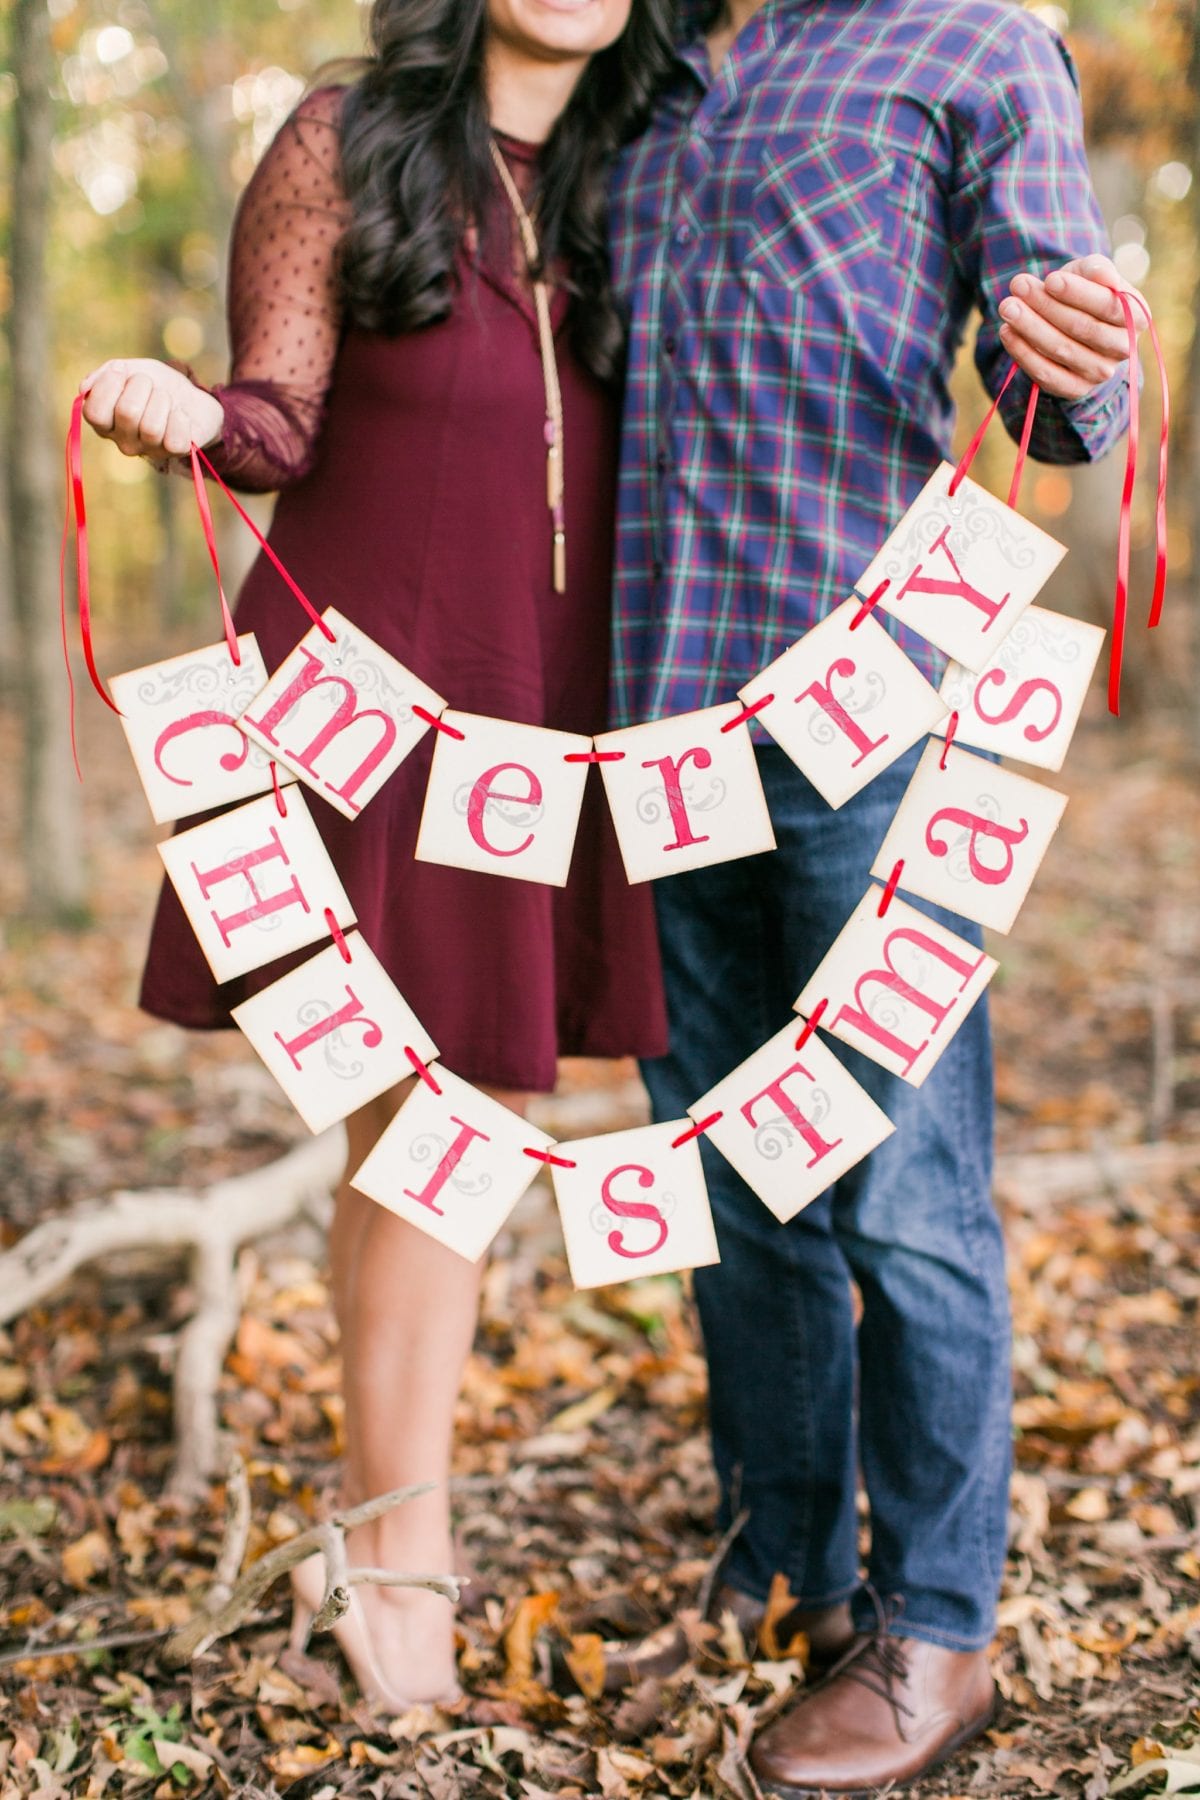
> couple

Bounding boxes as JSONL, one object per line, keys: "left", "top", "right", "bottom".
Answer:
{"left": 83, "top": 0, "right": 1133, "bottom": 1790}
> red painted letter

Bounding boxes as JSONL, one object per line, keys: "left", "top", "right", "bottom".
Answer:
{"left": 740, "top": 1061, "right": 845, "bottom": 1170}
{"left": 242, "top": 646, "right": 398, "bottom": 813}
{"left": 403, "top": 1116, "right": 491, "bottom": 1217}
{"left": 154, "top": 710, "right": 249, "bottom": 787}
{"left": 896, "top": 526, "right": 1010, "bottom": 633}
{"left": 601, "top": 1162, "right": 669, "bottom": 1260}
{"left": 190, "top": 827, "right": 310, "bottom": 947}
{"left": 832, "top": 926, "right": 987, "bottom": 1077}
{"left": 466, "top": 762, "right": 542, "bottom": 858}
{"left": 642, "top": 747, "right": 712, "bottom": 853}
{"left": 794, "top": 656, "right": 888, "bottom": 768}
{"left": 973, "top": 668, "right": 1063, "bottom": 744}
{"left": 273, "top": 985, "right": 384, "bottom": 1071}
{"left": 925, "top": 808, "right": 1029, "bottom": 885}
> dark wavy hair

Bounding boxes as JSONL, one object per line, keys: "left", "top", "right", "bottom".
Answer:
{"left": 337, "top": 0, "right": 676, "bottom": 385}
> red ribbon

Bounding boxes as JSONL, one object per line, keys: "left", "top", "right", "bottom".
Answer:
{"left": 948, "top": 362, "right": 1021, "bottom": 497}
{"left": 193, "top": 443, "right": 335, "bottom": 642}
{"left": 60, "top": 396, "right": 121, "bottom": 778}
{"left": 1108, "top": 291, "right": 1168, "bottom": 715}
{"left": 190, "top": 445, "right": 240, "bottom": 666}
{"left": 1007, "top": 383, "right": 1040, "bottom": 511}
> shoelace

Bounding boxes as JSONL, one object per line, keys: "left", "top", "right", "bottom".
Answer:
{"left": 836, "top": 1588, "right": 917, "bottom": 1743}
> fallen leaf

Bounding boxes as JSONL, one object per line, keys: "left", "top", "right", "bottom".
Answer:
{"left": 61, "top": 1530, "right": 110, "bottom": 1589}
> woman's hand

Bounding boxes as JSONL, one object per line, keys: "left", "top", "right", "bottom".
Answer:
{"left": 80, "top": 358, "right": 225, "bottom": 460}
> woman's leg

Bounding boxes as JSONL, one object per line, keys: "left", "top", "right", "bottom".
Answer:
{"left": 328, "top": 1080, "right": 526, "bottom": 1699}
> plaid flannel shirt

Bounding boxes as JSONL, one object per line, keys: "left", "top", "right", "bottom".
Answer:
{"left": 608, "top": 0, "right": 1130, "bottom": 726}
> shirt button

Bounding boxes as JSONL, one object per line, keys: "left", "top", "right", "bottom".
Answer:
{"left": 656, "top": 452, "right": 668, "bottom": 473}
{"left": 675, "top": 223, "right": 693, "bottom": 246}
{"left": 652, "top": 560, "right": 664, "bottom": 581}
{"left": 664, "top": 335, "right": 677, "bottom": 356}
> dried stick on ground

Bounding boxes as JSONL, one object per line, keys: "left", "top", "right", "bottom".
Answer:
{"left": 0, "top": 1132, "right": 345, "bottom": 1494}
{"left": 163, "top": 1483, "right": 461, "bottom": 1665}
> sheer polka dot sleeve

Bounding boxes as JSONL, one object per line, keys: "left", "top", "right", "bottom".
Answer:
{"left": 202, "top": 86, "right": 350, "bottom": 493}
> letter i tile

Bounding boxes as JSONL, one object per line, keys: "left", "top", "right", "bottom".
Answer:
{"left": 871, "top": 742, "right": 1068, "bottom": 934}
{"left": 551, "top": 1122, "right": 720, "bottom": 1290}
{"left": 350, "top": 1068, "right": 555, "bottom": 1263}
{"left": 157, "top": 789, "right": 355, "bottom": 982}
{"left": 690, "top": 1020, "right": 894, "bottom": 1221}
{"left": 594, "top": 702, "right": 775, "bottom": 883}
{"left": 231, "top": 933, "right": 437, "bottom": 1133}
{"left": 794, "top": 887, "right": 998, "bottom": 1087}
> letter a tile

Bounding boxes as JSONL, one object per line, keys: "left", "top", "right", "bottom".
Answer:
{"left": 858, "top": 463, "right": 1066, "bottom": 672}
{"left": 238, "top": 607, "right": 446, "bottom": 819}
{"left": 594, "top": 703, "right": 776, "bottom": 883}
{"left": 158, "top": 789, "right": 355, "bottom": 983}
{"left": 109, "top": 634, "right": 295, "bottom": 825}
{"left": 231, "top": 933, "right": 437, "bottom": 1134}
{"left": 690, "top": 1020, "right": 894, "bottom": 1221}
{"left": 350, "top": 1067, "right": 555, "bottom": 1263}
{"left": 871, "top": 742, "right": 1067, "bottom": 934}
{"left": 738, "top": 599, "right": 948, "bottom": 809}
{"left": 415, "top": 712, "right": 592, "bottom": 886}
{"left": 935, "top": 605, "right": 1105, "bottom": 773}
{"left": 551, "top": 1122, "right": 720, "bottom": 1290}
{"left": 795, "top": 888, "right": 997, "bottom": 1087}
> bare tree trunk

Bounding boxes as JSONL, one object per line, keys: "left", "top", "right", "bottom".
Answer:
{"left": 7, "top": 0, "right": 87, "bottom": 917}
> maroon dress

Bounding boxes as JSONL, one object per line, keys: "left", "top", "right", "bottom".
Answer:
{"left": 139, "top": 89, "right": 668, "bottom": 1093}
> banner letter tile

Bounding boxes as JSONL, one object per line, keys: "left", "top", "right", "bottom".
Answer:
{"left": 691, "top": 1020, "right": 894, "bottom": 1221}
{"left": 739, "top": 600, "right": 948, "bottom": 809}
{"left": 350, "top": 1067, "right": 554, "bottom": 1263}
{"left": 935, "top": 605, "right": 1105, "bottom": 773}
{"left": 594, "top": 703, "right": 776, "bottom": 884}
{"left": 552, "top": 1121, "right": 720, "bottom": 1290}
{"left": 158, "top": 789, "right": 355, "bottom": 983}
{"left": 231, "top": 933, "right": 437, "bottom": 1134}
{"left": 415, "top": 712, "right": 591, "bottom": 887}
{"left": 238, "top": 607, "right": 446, "bottom": 820}
{"left": 794, "top": 888, "right": 998, "bottom": 1087}
{"left": 871, "top": 742, "right": 1067, "bottom": 934}
{"left": 858, "top": 463, "right": 1067, "bottom": 672}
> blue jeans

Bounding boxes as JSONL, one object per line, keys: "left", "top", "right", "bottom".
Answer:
{"left": 640, "top": 744, "right": 1011, "bottom": 1651}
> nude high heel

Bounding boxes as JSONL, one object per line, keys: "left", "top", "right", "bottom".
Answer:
{"left": 288, "top": 1557, "right": 461, "bottom": 1712}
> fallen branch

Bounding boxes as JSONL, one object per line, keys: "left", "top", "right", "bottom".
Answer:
{"left": 995, "top": 1139, "right": 1200, "bottom": 1208}
{"left": 0, "top": 1132, "right": 345, "bottom": 1494}
{"left": 163, "top": 1481, "right": 459, "bottom": 1665}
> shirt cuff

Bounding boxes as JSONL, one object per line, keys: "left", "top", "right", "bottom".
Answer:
{"left": 1001, "top": 366, "right": 1129, "bottom": 465}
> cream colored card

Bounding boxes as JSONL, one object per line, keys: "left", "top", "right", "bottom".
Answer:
{"left": 858, "top": 462, "right": 1067, "bottom": 672}
{"left": 414, "top": 711, "right": 591, "bottom": 887}
{"left": 158, "top": 789, "right": 355, "bottom": 984}
{"left": 349, "top": 1066, "right": 554, "bottom": 1264}
{"left": 594, "top": 703, "right": 776, "bottom": 883}
{"left": 551, "top": 1121, "right": 720, "bottom": 1290}
{"left": 237, "top": 607, "right": 445, "bottom": 820}
{"left": 870, "top": 742, "right": 1068, "bottom": 935}
{"left": 738, "top": 599, "right": 948, "bottom": 809}
{"left": 935, "top": 605, "right": 1105, "bottom": 773}
{"left": 794, "top": 888, "right": 998, "bottom": 1087}
{"left": 230, "top": 933, "right": 436, "bottom": 1134}
{"left": 109, "top": 634, "right": 294, "bottom": 825}
{"left": 690, "top": 1019, "right": 894, "bottom": 1221}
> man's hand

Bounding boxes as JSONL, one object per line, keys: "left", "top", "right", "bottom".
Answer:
{"left": 997, "top": 254, "right": 1145, "bottom": 400}
{"left": 81, "top": 357, "right": 225, "bottom": 460}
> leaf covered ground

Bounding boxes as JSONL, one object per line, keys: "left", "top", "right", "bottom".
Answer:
{"left": 0, "top": 693, "right": 1198, "bottom": 1799}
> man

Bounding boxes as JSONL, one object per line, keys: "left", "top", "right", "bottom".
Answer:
{"left": 608, "top": 0, "right": 1134, "bottom": 1790}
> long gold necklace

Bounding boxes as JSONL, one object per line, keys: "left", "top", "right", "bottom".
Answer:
{"left": 488, "top": 138, "right": 566, "bottom": 595}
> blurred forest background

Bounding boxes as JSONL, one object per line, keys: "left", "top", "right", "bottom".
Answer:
{"left": 1, "top": 2, "right": 1199, "bottom": 1798}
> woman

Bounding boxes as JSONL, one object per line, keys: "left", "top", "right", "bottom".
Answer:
{"left": 82, "top": 0, "right": 674, "bottom": 1709}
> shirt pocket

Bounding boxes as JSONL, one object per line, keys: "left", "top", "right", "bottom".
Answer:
{"left": 742, "top": 134, "right": 896, "bottom": 296}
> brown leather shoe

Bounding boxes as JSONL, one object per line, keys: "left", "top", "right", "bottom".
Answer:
{"left": 750, "top": 1631, "right": 997, "bottom": 1796}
